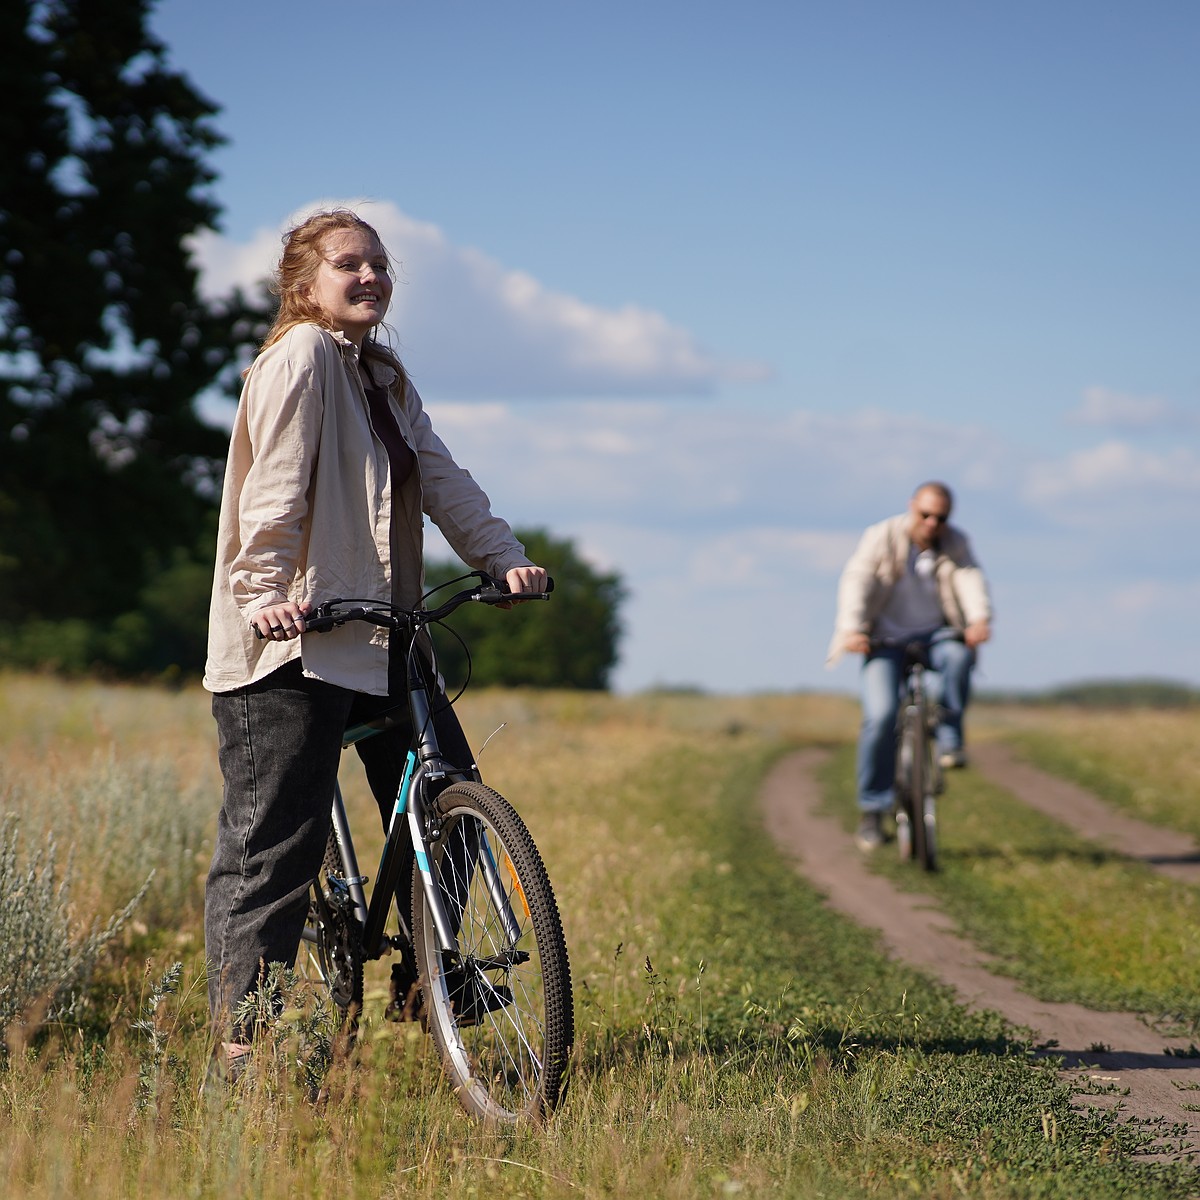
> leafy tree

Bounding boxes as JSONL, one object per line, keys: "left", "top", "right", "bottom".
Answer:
{"left": 0, "top": 0, "right": 267, "bottom": 637}
{"left": 425, "top": 529, "right": 625, "bottom": 691}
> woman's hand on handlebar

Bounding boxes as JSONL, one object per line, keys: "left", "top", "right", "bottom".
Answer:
{"left": 251, "top": 600, "right": 311, "bottom": 642}
{"left": 496, "top": 564, "right": 549, "bottom": 609}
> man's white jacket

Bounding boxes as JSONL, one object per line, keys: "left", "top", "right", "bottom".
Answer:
{"left": 827, "top": 513, "right": 993, "bottom": 664}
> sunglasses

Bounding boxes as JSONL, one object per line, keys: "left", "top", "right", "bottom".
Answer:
{"left": 918, "top": 510, "right": 949, "bottom": 524}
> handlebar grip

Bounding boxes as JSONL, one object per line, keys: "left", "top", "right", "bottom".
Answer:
{"left": 251, "top": 613, "right": 340, "bottom": 639}
{"left": 493, "top": 574, "right": 555, "bottom": 597}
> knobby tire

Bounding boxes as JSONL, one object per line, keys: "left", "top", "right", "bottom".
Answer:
{"left": 411, "top": 781, "right": 574, "bottom": 1124}
{"left": 903, "top": 709, "right": 935, "bottom": 871}
{"left": 895, "top": 719, "right": 914, "bottom": 863}
{"left": 910, "top": 709, "right": 938, "bottom": 872}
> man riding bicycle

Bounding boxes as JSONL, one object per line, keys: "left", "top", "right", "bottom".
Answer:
{"left": 828, "top": 482, "right": 993, "bottom": 852}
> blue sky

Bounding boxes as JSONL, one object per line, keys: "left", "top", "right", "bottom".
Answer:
{"left": 153, "top": 0, "right": 1199, "bottom": 694}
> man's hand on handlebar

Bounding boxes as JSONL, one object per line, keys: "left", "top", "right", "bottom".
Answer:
{"left": 842, "top": 632, "right": 871, "bottom": 656}
{"left": 963, "top": 619, "right": 991, "bottom": 648}
{"left": 251, "top": 600, "right": 311, "bottom": 642}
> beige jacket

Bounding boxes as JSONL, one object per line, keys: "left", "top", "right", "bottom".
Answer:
{"left": 203, "top": 323, "right": 532, "bottom": 695}
{"left": 827, "top": 513, "right": 992, "bottom": 664}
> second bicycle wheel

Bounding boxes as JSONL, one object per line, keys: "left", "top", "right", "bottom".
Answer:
{"left": 903, "top": 710, "right": 933, "bottom": 871}
{"left": 411, "top": 781, "right": 573, "bottom": 1123}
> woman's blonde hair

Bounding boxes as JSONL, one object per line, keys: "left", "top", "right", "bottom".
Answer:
{"left": 256, "top": 208, "right": 407, "bottom": 383}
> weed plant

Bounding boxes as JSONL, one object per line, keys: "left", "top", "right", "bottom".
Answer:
{"left": 0, "top": 812, "right": 146, "bottom": 1045}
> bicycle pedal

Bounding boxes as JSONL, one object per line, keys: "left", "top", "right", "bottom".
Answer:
{"left": 384, "top": 985, "right": 424, "bottom": 1023}
{"left": 385, "top": 962, "right": 423, "bottom": 1023}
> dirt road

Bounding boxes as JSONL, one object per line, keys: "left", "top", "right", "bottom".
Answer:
{"left": 761, "top": 745, "right": 1200, "bottom": 1162}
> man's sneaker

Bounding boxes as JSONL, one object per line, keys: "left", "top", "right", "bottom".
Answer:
{"left": 854, "top": 811, "right": 885, "bottom": 852}
{"left": 938, "top": 749, "right": 967, "bottom": 769}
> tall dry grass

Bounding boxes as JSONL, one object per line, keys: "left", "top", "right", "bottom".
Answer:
{"left": 0, "top": 675, "right": 1193, "bottom": 1198}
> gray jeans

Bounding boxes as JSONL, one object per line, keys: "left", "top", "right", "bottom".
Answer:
{"left": 205, "top": 658, "right": 469, "bottom": 1039}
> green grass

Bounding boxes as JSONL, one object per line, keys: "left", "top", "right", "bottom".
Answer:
{"left": 0, "top": 677, "right": 1197, "bottom": 1196}
{"left": 979, "top": 705, "right": 1200, "bottom": 841}
{"left": 821, "top": 744, "right": 1200, "bottom": 1025}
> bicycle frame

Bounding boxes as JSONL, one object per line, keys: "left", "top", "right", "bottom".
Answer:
{"left": 902, "top": 658, "right": 942, "bottom": 778}
{"left": 903, "top": 656, "right": 935, "bottom": 740}
{"left": 308, "top": 593, "right": 523, "bottom": 976}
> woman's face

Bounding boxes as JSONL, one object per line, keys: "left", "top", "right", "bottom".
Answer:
{"left": 307, "top": 228, "right": 393, "bottom": 346}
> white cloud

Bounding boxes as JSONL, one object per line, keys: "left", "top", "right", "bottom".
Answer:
{"left": 1111, "top": 580, "right": 1167, "bottom": 615}
{"left": 419, "top": 398, "right": 1198, "bottom": 692}
{"left": 1067, "top": 386, "right": 1193, "bottom": 430}
{"left": 1024, "top": 440, "right": 1200, "bottom": 504}
{"left": 188, "top": 200, "right": 771, "bottom": 399}
{"left": 189, "top": 225, "right": 280, "bottom": 300}
{"left": 429, "top": 397, "right": 1023, "bottom": 538}
{"left": 683, "top": 528, "right": 859, "bottom": 584}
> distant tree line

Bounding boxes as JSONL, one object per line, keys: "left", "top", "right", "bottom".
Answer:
{"left": 978, "top": 680, "right": 1200, "bottom": 709}
{"left": 425, "top": 530, "right": 625, "bottom": 692}
{"left": 0, "top": 0, "right": 624, "bottom": 690}
{"left": 0, "top": 525, "right": 624, "bottom": 691}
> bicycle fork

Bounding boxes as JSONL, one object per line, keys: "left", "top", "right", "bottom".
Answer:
{"left": 401, "top": 754, "right": 523, "bottom": 959}
{"left": 323, "top": 754, "right": 468, "bottom": 966}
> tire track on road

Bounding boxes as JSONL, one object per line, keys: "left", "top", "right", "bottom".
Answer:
{"left": 970, "top": 741, "right": 1200, "bottom": 886}
{"left": 761, "top": 748, "right": 1200, "bottom": 1163}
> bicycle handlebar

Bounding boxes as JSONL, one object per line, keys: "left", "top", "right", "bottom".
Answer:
{"left": 866, "top": 629, "right": 965, "bottom": 666}
{"left": 253, "top": 572, "right": 553, "bottom": 639}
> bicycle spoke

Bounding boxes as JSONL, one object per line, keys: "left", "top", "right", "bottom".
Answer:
{"left": 412, "top": 782, "right": 572, "bottom": 1123}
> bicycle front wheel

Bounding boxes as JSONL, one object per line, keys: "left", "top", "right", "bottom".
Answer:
{"left": 909, "top": 713, "right": 938, "bottom": 872}
{"left": 411, "top": 781, "right": 573, "bottom": 1124}
{"left": 894, "top": 721, "right": 914, "bottom": 862}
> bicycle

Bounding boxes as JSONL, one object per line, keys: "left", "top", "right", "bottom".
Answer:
{"left": 889, "top": 638, "right": 953, "bottom": 872}
{"left": 278, "top": 572, "right": 573, "bottom": 1123}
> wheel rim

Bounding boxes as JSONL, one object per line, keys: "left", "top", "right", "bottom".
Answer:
{"left": 895, "top": 810, "right": 913, "bottom": 860}
{"left": 422, "top": 807, "right": 553, "bottom": 1121}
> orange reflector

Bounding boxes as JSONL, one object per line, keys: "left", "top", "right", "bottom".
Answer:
{"left": 505, "top": 854, "right": 531, "bottom": 919}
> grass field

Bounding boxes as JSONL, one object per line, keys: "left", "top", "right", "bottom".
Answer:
{"left": 980, "top": 705, "right": 1200, "bottom": 841}
{"left": 0, "top": 674, "right": 1197, "bottom": 1198}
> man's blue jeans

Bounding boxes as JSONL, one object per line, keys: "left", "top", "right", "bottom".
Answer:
{"left": 856, "top": 630, "right": 975, "bottom": 813}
